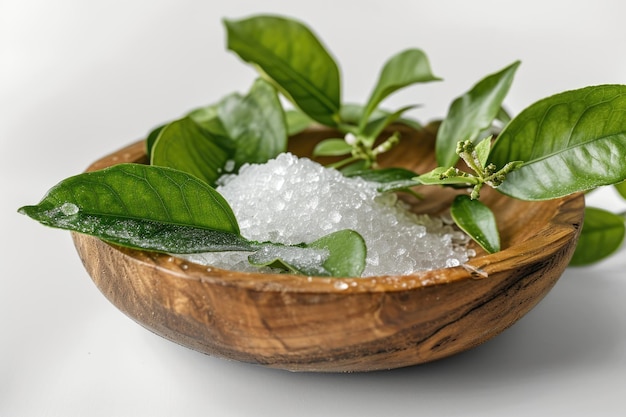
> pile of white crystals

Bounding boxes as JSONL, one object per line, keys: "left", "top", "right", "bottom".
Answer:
{"left": 182, "top": 153, "right": 474, "bottom": 277}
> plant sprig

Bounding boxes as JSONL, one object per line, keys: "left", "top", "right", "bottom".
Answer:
{"left": 418, "top": 137, "right": 523, "bottom": 200}
{"left": 18, "top": 14, "right": 626, "bottom": 275}
{"left": 18, "top": 164, "right": 366, "bottom": 277}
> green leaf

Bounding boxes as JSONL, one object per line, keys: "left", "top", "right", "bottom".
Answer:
{"left": 376, "top": 179, "right": 422, "bottom": 194}
{"left": 570, "top": 207, "right": 625, "bottom": 265}
{"left": 615, "top": 181, "right": 626, "bottom": 199}
{"left": 339, "top": 159, "right": 369, "bottom": 175}
{"left": 489, "top": 85, "right": 626, "bottom": 200}
{"left": 348, "top": 167, "right": 421, "bottom": 195}
{"left": 151, "top": 80, "right": 286, "bottom": 186}
{"left": 474, "top": 136, "right": 492, "bottom": 168}
{"left": 285, "top": 109, "right": 315, "bottom": 135}
{"left": 338, "top": 103, "right": 423, "bottom": 134}
{"left": 17, "top": 164, "right": 252, "bottom": 253}
{"left": 308, "top": 229, "right": 366, "bottom": 277}
{"left": 346, "top": 167, "right": 418, "bottom": 183}
{"left": 436, "top": 61, "right": 520, "bottom": 167}
{"left": 339, "top": 103, "right": 389, "bottom": 126}
{"left": 361, "top": 49, "right": 440, "bottom": 128}
{"left": 224, "top": 15, "right": 341, "bottom": 127}
{"left": 217, "top": 78, "right": 287, "bottom": 170}
{"left": 146, "top": 123, "right": 167, "bottom": 157}
{"left": 187, "top": 104, "right": 229, "bottom": 138}
{"left": 248, "top": 229, "right": 366, "bottom": 277}
{"left": 416, "top": 167, "right": 479, "bottom": 186}
{"left": 450, "top": 195, "right": 500, "bottom": 253}
{"left": 151, "top": 117, "right": 232, "bottom": 187}
{"left": 396, "top": 116, "right": 423, "bottom": 131}
{"left": 313, "top": 138, "right": 353, "bottom": 157}
{"left": 496, "top": 106, "right": 512, "bottom": 124}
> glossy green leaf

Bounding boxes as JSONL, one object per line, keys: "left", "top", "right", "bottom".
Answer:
{"left": 570, "top": 207, "right": 625, "bottom": 265}
{"left": 217, "top": 78, "right": 287, "bottom": 170}
{"left": 489, "top": 85, "right": 626, "bottom": 200}
{"left": 450, "top": 195, "right": 500, "bottom": 253}
{"left": 146, "top": 123, "right": 167, "bottom": 158}
{"left": 474, "top": 136, "right": 492, "bottom": 168}
{"left": 346, "top": 167, "right": 418, "bottom": 183}
{"left": 376, "top": 179, "right": 422, "bottom": 194}
{"left": 496, "top": 106, "right": 512, "bottom": 124}
{"left": 361, "top": 49, "right": 440, "bottom": 128}
{"left": 151, "top": 117, "right": 232, "bottom": 187}
{"left": 224, "top": 15, "right": 341, "bottom": 126}
{"left": 340, "top": 103, "right": 388, "bottom": 126}
{"left": 313, "top": 139, "right": 353, "bottom": 157}
{"left": 339, "top": 159, "right": 369, "bottom": 175}
{"left": 17, "top": 164, "right": 252, "bottom": 253}
{"left": 348, "top": 168, "right": 421, "bottom": 195}
{"left": 249, "top": 229, "right": 366, "bottom": 277}
{"left": 307, "top": 229, "right": 366, "bottom": 277}
{"left": 436, "top": 61, "right": 520, "bottom": 167}
{"left": 187, "top": 104, "right": 229, "bottom": 138}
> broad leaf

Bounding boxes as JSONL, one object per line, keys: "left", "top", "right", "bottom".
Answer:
{"left": 17, "top": 164, "right": 251, "bottom": 253}
{"left": 474, "top": 136, "right": 492, "bottom": 168}
{"left": 348, "top": 167, "right": 421, "bottom": 195}
{"left": 340, "top": 103, "right": 389, "bottom": 126}
{"left": 570, "top": 207, "right": 625, "bottom": 265}
{"left": 489, "top": 85, "right": 626, "bottom": 200}
{"left": 187, "top": 104, "right": 229, "bottom": 138}
{"left": 249, "top": 229, "right": 366, "bottom": 277}
{"left": 338, "top": 160, "right": 370, "bottom": 175}
{"left": 224, "top": 15, "right": 341, "bottom": 126}
{"left": 496, "top": 106, "right": 512, "bottom": 124}
{"left": 450, "top": 195, "right": 500, "bottom": 253}
{"left": 376, "top": 179, "right": 422, "bottom": 194}
{"left": 217, "top": 78, "right": 287, "bottom": 170}
{"left": 361, "top": 48, "right": 440, "bottom": 128}
{"left": 346, "top": 167, "right": 418, "bottom": 183}
{"left": 436, "top": 61, "right": 520, "bottom": 167}
{"left": 151, "top": 117, "right": 232, "bottom": 187}
{"left": 307, "top": 229, "right": 366, "bottom": 277}
{"left": 313, "top": 139, "right": 353, "bottom": 157}
{"left": 146, "top": 123, "right": 167, "bottom": 157}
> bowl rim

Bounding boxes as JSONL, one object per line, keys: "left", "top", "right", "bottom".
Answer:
{"left": 78, "top": 128, "right": 584, "bottom": 295}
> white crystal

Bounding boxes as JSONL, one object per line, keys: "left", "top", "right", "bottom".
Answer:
{"left": 60, "top": 202, "right": 79, "bottom": 215}
{"left": 181, "top": 153, "right": 473, "bottom": 276}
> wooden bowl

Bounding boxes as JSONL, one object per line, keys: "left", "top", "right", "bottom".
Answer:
{"left": 71, "top": 125, "right": 584, "bottom": 372}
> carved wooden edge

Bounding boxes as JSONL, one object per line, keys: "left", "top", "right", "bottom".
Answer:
{"left": 76, "top": 129, "right": 584, "bottom": 293}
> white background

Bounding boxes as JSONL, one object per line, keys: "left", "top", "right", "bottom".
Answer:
{"left": 2, "top": 0, "right": 626, "bottom": 416}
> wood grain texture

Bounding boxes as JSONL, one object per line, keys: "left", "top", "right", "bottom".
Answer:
{"left": 71, "top": 125, "right": 584, "bottom": 372}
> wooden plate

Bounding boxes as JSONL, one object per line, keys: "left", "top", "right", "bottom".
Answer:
{"left": 72, "top": 125, "right": 584, "bottom": 372}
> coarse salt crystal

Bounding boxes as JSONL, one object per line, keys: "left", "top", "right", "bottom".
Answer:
{"left": 182, "top": 153, "right": 473, "bottom": 276}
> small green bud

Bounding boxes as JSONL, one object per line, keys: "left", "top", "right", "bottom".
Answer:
{"left": 456, "top": 139, "right": 474, "bottom": 155}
